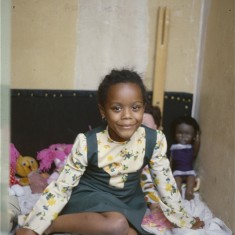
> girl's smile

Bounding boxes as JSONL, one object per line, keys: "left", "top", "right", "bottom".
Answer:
{"left": 99, "top": 82, "right": 145, "bottom": 142}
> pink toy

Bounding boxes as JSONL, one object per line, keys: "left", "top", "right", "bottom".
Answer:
{"left": 9, "top": 144, "right": 24, "bottom": 196}
{"left": 10, "top": 143, "right": 20, "bottom": 170}
{"left": 37, "top": 144, "right": 73, "bottom": 184}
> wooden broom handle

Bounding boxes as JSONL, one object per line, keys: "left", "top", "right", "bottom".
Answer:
{"left": 152, "top": 7, "right": 170, "bottom": 116}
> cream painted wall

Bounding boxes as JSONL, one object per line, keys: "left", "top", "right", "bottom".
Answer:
{"left": 197, "top": 0, "right": 235, "bottom": 232}
{"left": 11, "top": 0, "right": 78, "bottom": 89}
{"left": 11, "top": 0, "right": 203, "bottom": 94}
{"left": 75, "top": 0, "right": 203, "bottom": 92}
{"left": 146, "top": 0, "right": 203, "bottom": 92}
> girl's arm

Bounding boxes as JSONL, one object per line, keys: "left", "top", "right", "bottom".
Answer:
{"left": 149, "top": 130, "right": 203, "bottom": 229}
{"left": 141, "top": 165, "right": 160, "bottom": 206}
{"left": 17, "top": 134, "right": 88, "bottom": 235}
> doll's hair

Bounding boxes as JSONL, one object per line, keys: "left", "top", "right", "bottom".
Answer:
{"left": 171, "top": 116, "right": 200, "bottom": 139}
{"left": 98, "top": 69, "right": 147, "bottom": 107}
{"left": 144, "top": 103, "right": 162, "bottom": 128}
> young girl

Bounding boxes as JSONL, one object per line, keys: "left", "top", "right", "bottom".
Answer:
{"left": 170, "top": 116, "right": 200, "bottom": 200}
{"left": 16, "top": 69, "right": 204, "bottom": 235}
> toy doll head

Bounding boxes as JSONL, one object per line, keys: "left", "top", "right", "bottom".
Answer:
{"left": 142, "top": 103, "right": 161, "bottom": 129}
{"left": 16, "top": 155, "right": 39, "bottom": 178}
{"left": 37, "top": 144, "right": 73, "bottom": 172}
{"left": 171, "top": 116, "right": 200, "bottom": 145}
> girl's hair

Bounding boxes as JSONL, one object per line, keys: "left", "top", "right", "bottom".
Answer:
{"left": 98, "top": 69, "right": 147, "bottom": 107}
{"left": 171, "top": 116, "right": 200, "bottom": 138}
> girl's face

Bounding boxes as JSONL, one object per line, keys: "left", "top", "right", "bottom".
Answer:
{"left": 99, "top": 82, "right": 145, "bottom": 142}
{"left": 175, "top": 123, "right": 195, "bottom": 145}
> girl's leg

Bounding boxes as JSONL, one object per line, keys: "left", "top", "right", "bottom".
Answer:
{"left": 45, "top": 211, "right": 138, "bottom": 235}
{"left": 185, "top": 175, "right": 195, "bottom": 200}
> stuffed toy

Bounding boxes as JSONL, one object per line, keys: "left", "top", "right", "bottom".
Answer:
{"left": 15, "top": 155, "right": 49, "bottom": 194}
{"left": 15, "top": 155, "right": 39, "bottom": 186}
{"left": 9, "top": 143, "right": 24, "bottom": 196}
{"left": 37, "top": 143, "right": 73, "bottom": 184}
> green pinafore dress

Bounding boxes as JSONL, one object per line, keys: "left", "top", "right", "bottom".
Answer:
{"left": 61, "top": 125, "right": 156, "bottom": 235}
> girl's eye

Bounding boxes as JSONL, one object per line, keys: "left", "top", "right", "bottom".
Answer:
{"left": 112, "top": 106, "right": 122, "bottom": 112}
{"left": 132, "top": 105, "right": 141, "bottom": 111}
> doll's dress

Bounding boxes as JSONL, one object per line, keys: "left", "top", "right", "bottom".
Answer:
{"left": 170, "top": 144, "right": 196, "bottom": 177}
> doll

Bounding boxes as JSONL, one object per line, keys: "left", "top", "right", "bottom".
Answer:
{"left": 170, "top": 116, "right": 200, "bottom": 200}
{"left": 37, "top": 143, "right": 73, "bottom": 184}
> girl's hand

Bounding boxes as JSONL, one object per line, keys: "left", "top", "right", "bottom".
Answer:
{"left": 149, "top": 203, "right": 159, "bottom": 213}
{"left": 191, "top": 217, "right": 205, "bottom": 229}
{"left": 15, "top": 227, "right": 37, "bottom": 235}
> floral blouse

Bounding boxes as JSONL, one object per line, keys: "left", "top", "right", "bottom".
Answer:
{"left": 19, "top": 127, "right": 195, "bottom": 235}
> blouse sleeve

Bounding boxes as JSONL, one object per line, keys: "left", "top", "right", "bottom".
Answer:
{"left": 19, "top": 133, "right": 88, "bottom": 235}
{"left": 141, "top": 165, "right": 160, "bottom": 204}
{"left": 149, "top": 130, "right": 196, "bottom": 228}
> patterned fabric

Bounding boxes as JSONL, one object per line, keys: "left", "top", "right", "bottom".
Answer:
{"left": 142, "top": 204, "right": 174, "bottom": 231}
{"left": 141, "top": 165, "right": 160, "bottom": 204}
{"left": 19, "top": 126, "right": 195, "bottom": 235}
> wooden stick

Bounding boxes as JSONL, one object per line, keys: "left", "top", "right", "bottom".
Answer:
{"left": 152, "top": 7, "right": 170, "bottom": 117}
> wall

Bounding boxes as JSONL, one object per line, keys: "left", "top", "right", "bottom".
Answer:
{"left": 1, "top": 0, "right": 11, "bottom": 233}
{"left": 11, "top": 0, "right": 78, "bottom": 89}
{"left": 11, "top": 0, "right": 202, "bottom": 93}
{"left": 197, "top": 0, "right": 235, "bottom": 232}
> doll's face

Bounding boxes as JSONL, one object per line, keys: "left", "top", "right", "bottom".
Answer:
{"left": 99, "top": 82, "right": 145, "bottom": 142}
{"left": 175, "top": 123, "right": 195, "bottom": 145}
{"left": 142, "top": 113, "right": 157, "bottom": 130}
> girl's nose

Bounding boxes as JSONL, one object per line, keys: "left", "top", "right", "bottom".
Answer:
{"left": 122, "top": 107, "right": 132, "bottom": 118}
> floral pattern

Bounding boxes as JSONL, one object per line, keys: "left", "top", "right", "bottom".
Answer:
{"left": 19, "top": 126, "right": 195, "bottom": 235}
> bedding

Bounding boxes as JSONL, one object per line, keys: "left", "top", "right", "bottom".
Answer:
{"left": 11, "top": 186, "right": 232, "bottom": 235}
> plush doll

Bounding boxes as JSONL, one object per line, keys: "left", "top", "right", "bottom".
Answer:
{"left": 10, "top": 143, "right": 48, "bottom": 193}
{"left": 37, "top": 143, "right": 73, "bottom": 184}
{"left": 9, "top": 143, "right": 24, "bottom": 196}
{"left": 16, "top": 155, "right": 39, "bottom": 186}
{"left": 15, "top": 155, "right": 49, "bottom": 193}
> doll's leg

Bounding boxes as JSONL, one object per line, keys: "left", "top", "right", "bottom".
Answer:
{"left": 174, "top": 176, "right": 183, "bottom": 195}
{"left": 185, "top": 175, "right": 195, "bottom": 200}
{"left": 45, "top": 211, "right": 138, "bottom": 235}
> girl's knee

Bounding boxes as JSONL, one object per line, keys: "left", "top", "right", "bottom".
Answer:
{"left": 105, "top": 213, "right": 130, "bottom": 235}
